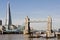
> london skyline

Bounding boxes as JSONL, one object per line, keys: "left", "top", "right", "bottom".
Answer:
{"left": 0, "top": 0, "right": 60, "bottom": 30}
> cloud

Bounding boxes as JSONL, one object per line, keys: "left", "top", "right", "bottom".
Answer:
{"left": 52, "top": 17, "right": 60, "bottom": 30}
{"left": 12, "top": 19, "right": 24, "bottom": 25}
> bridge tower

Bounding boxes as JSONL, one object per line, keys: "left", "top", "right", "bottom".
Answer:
{"left": 24, "top": 16, "right": 31, "bottom": 34}
{"left": 46, "top": 16, "right": 52, "bottom": 37}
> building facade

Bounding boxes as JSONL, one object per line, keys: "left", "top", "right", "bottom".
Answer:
{"left": 0, "top": 20, "right": 2, "bottom": 25}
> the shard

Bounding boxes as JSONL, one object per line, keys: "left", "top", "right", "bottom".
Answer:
{"left": 5, "top": 2, "right": 12, "bottom": 30}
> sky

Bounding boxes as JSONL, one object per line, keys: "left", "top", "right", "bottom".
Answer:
{"left": 0, "top": 0, "right": 60, "bottom": 30}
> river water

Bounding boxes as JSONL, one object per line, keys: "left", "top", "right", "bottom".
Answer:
{"left": 0, "top": 34, "right": 60, "bottom": 40}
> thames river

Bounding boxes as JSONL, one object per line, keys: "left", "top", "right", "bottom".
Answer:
{"left": 0, "top": 34, "right": 60, "bottom": 40}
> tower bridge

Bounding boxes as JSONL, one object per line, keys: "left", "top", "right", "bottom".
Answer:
{"left": 24, "top": 16, "right": 53, "bottom": 37}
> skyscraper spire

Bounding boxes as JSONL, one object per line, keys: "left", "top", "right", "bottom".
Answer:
{"left": 5, "top": 1, "right": 12, "bottom": 30}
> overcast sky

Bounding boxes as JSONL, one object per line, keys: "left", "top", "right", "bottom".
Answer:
{"left": 0, "top": 0, "right": 60, "bottom": 30}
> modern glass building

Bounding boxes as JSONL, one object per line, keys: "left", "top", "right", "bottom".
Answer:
{"left": 0, "top": 20, "right": 2, "bottom": 25}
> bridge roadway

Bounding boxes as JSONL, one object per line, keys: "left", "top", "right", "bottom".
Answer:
{"left": 55, "top": 32, "right": 60, "bottom": 37}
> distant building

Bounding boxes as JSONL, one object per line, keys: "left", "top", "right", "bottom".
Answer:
{"left": 0, "top": 20, "right": 2, "bottom": 25}
{"left": 58, "top": 29, "right": 60, "bottom": 32}
{"left": 0, "top": 20, "right": 2, "bottom": 32}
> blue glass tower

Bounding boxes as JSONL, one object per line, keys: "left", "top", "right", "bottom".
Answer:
{"left": 5, "top": 2, "right": 12, "bottom": 30}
